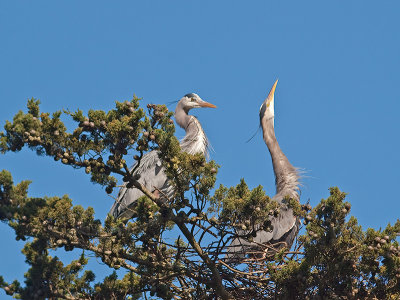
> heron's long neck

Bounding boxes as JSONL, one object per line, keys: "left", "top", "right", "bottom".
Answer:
{"left": 262, "top": 118, "right": 299, "bottom": 202}
{"left": 175, "top": 107, "right": 208, "bottom": 156}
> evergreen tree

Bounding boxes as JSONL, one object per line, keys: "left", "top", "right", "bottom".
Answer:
{"left": 1, "top": 98, "right": 399, "bottom": 299}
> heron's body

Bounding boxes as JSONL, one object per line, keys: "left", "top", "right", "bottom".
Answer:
{"left": 109, "top": 94, "right": 215, "bottom": 219}
{"left": 228, "top": 80, "right": 300, "bottom": 261}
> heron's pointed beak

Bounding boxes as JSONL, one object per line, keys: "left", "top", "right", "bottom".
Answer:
{"left": 199, "top": 100, "right": 217, "bottom": 108}
{"left": 265, "top": 79, "right": 278, "bottom": 107}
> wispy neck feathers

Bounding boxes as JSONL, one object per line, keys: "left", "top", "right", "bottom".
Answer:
{"left": 175, "top": 107, "right": 209, "bottom": 157}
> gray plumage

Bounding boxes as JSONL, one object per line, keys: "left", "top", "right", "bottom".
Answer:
{"left": 109, "top": 93, "right": 216, "bottom": 219}
{"left": 227, "top": 80, "right": 300, "bottom": 261}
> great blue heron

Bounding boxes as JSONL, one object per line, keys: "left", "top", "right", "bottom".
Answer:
{"left": 109, "top": 93, "right": 216, "bottom": 219}
{"left": 227, "top": 80, "right": 300, "bottom": 261}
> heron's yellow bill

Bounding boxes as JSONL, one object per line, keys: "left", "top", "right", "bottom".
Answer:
{"left": 265, "top": 79, "right": 278, "bottom": 105}
{"left": 200, "top": 101, "right": 217, "bottom": 108}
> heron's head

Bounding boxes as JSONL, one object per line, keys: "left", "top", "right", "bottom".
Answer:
{"left": 178, "top": 93, "right": 217, "bottom": 113}
{"left": 259, "top": 80, "right": 278, "bottom": 122}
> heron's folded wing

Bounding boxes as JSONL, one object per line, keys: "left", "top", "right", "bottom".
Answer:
{"left": 109, "top": 151, "right": 167, "bottom": 219}
{"left": 269, "top": 206, "right": 297, "bottom": 241}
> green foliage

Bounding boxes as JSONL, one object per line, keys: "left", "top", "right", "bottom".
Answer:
{"left": 211, "top": 180, "right": 281, "bottom": 238}
{"left": 268, "top": 187, "right": 400, "bottom": 299}
{"left": 1, "top": 98, "right": 400, "bottom": 299}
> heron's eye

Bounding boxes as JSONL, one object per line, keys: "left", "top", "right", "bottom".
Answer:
{"left": 190, "top": 97, "right": 196, "bottom": 102}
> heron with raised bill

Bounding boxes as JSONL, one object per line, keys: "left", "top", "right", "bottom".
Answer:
{"left": 227, "top": 80, "right": 301, "bottom": 262}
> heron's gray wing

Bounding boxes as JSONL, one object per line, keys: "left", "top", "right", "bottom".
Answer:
{"left": 109, "top": 151, "right": 169, "bottom": 219}
{"left": 225, "top": 236, "right": 252, "bottom": 262}
{"left": 269, "top": 206, "right": 297, "bottom": 241}
{"left": 226, "top": 203, "right": 298, "bottom": 262}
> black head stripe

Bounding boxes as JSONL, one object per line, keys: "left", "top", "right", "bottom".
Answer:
{"left": 184, "top": 93, "right": 196, "bottom": 98}
{"left": 259, "top": 102, "right": 267, "bottom": 120}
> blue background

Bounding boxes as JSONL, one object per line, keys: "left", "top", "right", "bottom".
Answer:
{"left": 1, "top": 1, "right": 399, "bottom": 294}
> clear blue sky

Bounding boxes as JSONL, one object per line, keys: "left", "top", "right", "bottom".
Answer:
{"left": 1, "top": 0, "right": 400, "bottom": 292}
